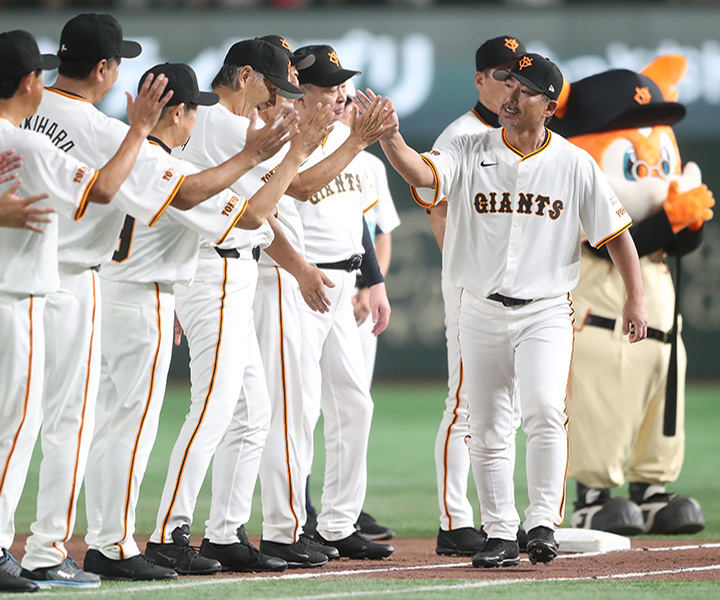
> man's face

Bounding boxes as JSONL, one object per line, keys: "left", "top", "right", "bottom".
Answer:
{"left": 498, "top": 76, "right": 553, "bottom": 132}
{"left": 476, "top": 59, "right": 518, "bottom": 113}
{"left": 301, "top": 82, "right": 346, "bottom": 122}
{"left": 249, "top": 70, "right": 279, "bottom": 111}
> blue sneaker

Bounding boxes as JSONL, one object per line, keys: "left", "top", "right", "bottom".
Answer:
{"left": 22, "top": 556, "right": 101, "bottom": 588}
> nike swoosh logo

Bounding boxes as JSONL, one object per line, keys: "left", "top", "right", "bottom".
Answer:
{"left": 480, "top": 160, "right": 498, "bottom": 167}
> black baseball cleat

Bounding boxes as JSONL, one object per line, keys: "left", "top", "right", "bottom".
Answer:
{"left": 21, "top": 556, "right": 100, "bottom": 588}
{"left": 0, "top": 549, "right": 39, "bottom": 593}
{"left": 259, "top": 536, "right": 328, "bottom": 569}
{"left": 83, "top": 549, "right": 178, "bottom": 581}
{"left": 355, "top": 511, "right": 395, "bottom": 541}
{"left": 299, "top": 534, "right": 339, "bottom": 560}
{"left": 315, "top": 531, "right": 394, "bottom": 560}
{"left": 571, "top": 483, "right": 643, "bottom": 535}
{"left": 199, "top": 526, "right": 287, "bottom": 573}
{"left": 629, "top": 482, "right": 705, "bottom": 534}
{"left": 526, "top": 526, "right": 559, "bottom": 565}
{"left": 471, "top": 538, "right": 520, "bottom": 568}
{"left": 146, "top": 524, "right": 222, "bottom": 575}
{"left": 436, "top": 527, "right": 487, "bottom": 556}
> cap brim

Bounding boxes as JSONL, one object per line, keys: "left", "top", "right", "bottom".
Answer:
{"left": 552, "top": 102, "right": 686, "bottom": 138}
{"left": 291, "top": 53, "right": 315, "bottom": 69}
{"left": 195, "top": 91, "right": 219, "bottom": 106}
{"left": 41, "top": 53, "right": 61, "bottom": 70}
{"left": 119, "top": 40, "right": 142, "bottom": 59}
{"left": 312, "top": 69, "right": 361, "bottom": 88}
{"left": 266, "top": 74, "right": 304, "bottom": 100}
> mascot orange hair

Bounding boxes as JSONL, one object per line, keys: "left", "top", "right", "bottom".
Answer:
{"left": 550, "top": 55, "right": 713, "bottom": 534}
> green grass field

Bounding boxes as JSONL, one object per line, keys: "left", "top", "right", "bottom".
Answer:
{"left": 10, "top": 380, "right": 720, "bottom": 599}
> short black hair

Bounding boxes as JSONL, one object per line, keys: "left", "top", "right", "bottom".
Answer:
{"left": 159, "top": 101, "right": 198, "bottom": 120}
{"left": 0, "top": 68, "right": 41, "bottom": 100}
{"left": 58, "top": 56, "right": 120, "bottom": 81}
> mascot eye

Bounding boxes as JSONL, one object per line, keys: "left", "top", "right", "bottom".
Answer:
{"left": 623, "top": 148, "right": 638, "bottom": 181}
{"left": 660, "top": 146, "right": 672, "bottom": 176}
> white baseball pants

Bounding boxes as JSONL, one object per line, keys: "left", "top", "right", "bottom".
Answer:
{"left": 434, "top": 274, "right": 521, "bottom": 532}
{"left": 298, "top": 269, "right": 373, "bottom": 542}
{"left": 0, "top": 293, "right": 45, "bottom": 551}
{"left": 254, "top": 265, "right": 309, "bottom": 544}
{"left": 151, "top": 254, "right": 270, "bottom": 545}
{"left": 84, "top": 278, "right": 175, "bottom": 560}
{"left": 23, "top": 266, "right": 100, "bottom": 570}
{"left": 459, "top": 290, "right": 572, "bottom": 540}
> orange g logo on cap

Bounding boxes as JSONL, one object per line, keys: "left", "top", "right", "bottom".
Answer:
{"left": 634, "top": 87, "right": 652, "bottom": 105}
{"left": 518, "top": 56, "right": 533, "bottom": 70}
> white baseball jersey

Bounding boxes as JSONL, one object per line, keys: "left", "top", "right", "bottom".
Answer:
{"left": 411, "top": 105, "right": 496, "bottom": 208}
{"left": 24, "top": 89, "right": 186, "bottom": 269}
{"left": 178, "top": 102, "right": 274, "bottom": 252}
{"left": 0, "top": 119, "right": 97, "bottom": 295}
{"left": 421, "top": 128, "right": 632, "bottom": 300}
{"left": 102, "top": 140, "right": 250, "bottom": 286}
{"left": 296, "top": 123, "right": 376, "bottom": 263}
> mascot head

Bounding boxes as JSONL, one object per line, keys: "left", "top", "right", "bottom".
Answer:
{"left": 550, "top": 55, "right": 701, "bottom": 223}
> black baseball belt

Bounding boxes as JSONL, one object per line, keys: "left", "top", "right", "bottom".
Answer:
{"left": 487, "top": 292, "right": 533, "bottom": 308}
{"left": 215, "top": 246, "right": 260, "bottom": 261}
{"left": 585, "top": 313, "right": 672, "bottom": 344}
{"left": 316, "top": 254, "right": 363, "bottom": 272}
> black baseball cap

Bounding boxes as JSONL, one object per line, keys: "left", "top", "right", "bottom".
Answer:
{"left": 549, "top": 69, "right": 686, "bottom": 138}
{"left": 0, "top": 30, "right": 60, "bottom": 80}
{"left": 294, "top": 44, "right": 360, "bottom": 87}
{"left": 58, "top": 13, "right": 141, "bottom": 61}
{"left": 224, "top": 39, "right": 304, "bottom": 100}
{"left": 256, "top": 35, "right": 315, "bottom": 70}
{"left": 475, "top": 35, "right": 526, "bottom": 72}
{"left": 139, "top": 63, "right": 218, "bottom": 107}
{"left": 493, "top": 53, "right": 563, "bottom": 101}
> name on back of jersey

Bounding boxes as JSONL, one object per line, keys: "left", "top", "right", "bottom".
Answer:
{"left": 22, "top": 115, "right": 75, "bottom": 153}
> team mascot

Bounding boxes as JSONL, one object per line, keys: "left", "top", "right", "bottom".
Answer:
{"left": 550, "top": 55, "right": 713, "bottom": 534}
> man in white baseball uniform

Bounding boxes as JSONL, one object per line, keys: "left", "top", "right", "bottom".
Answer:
{"left": 415, "top": 35, "right": 528, "bottom": 558}
{"left": 147, "top": 38, "right": 337, "bottom": 574}
{"left": 93, "top": 61, "right": 323, "bottom": 578}
{"left": 366, "top": 53, "right": 648, "bottom": 568}
{"left": 21, "top": 14, "right": 274, "bottom": 584}
{"left": 0, "top": 150, "right": 55, "bottom": 232}
{"left": 291, "top": 44, "right": 394, "bottom": 560}
{"left": 0, "top": 29, "right": 171, "bottom": 592}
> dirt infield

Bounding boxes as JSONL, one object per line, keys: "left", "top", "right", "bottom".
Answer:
{"left": 9, "top": 536, "right": 720, "bottom": 583}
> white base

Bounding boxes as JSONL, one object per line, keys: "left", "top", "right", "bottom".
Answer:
{"left": 555, "top": 528, "right": 631, "bottom": 553}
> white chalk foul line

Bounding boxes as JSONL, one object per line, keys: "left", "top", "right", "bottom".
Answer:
{"left": 36, "top": 542, "right": 720, "bottom": 597}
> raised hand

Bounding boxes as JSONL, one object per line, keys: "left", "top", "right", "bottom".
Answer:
{"left": 125, "top": 73, "right": 173, "bottom": 137}
{"left": 291, "top": 102, "right": 335, "bottom": 158}
{"left": 0, "top": 178, "right": 54, "bottom": 233}
{"left": 0, "top": 149, "right": 22, "bottom": 185}
{"left": 245, "top": 104, "right": 300, "bottom": 164}
{"left": 353, "top": 88, "right": 399, "bottom": 142}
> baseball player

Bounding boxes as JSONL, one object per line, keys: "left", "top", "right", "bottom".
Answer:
{"left": 364, "top": 53, "right": 648, "bottom": 568}
{"left": 416, "top": 35, "right": 528, "bottom": 557}
{"left": 291, "top": 44, "right": 395, "bottom": 560}
{"left": 0, "top": 29, "right": 171, "bottom": 591}
{"left": 20, "top": 14, "right": 276, "bottom": 584}
{"left": 147, "top": 38, "right": 336, "bottom": 574}
{"left": 90, "top": 61, "right": 321, "bottom": 578}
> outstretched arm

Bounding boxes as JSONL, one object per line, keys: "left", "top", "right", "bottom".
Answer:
{"left": 355, "top": 89, "right": 435, "bottom": 189}
{"left": 287, "top": 95, "right": 396, "bottom": 201}
{"left": 89, "top": 73, "right": 172, "bottom": 205}
{"left": 605, "top": 230, "right": 648, "bottom": 343}
{"left": 172, "top": 105, "right": 301, "bottom": 210}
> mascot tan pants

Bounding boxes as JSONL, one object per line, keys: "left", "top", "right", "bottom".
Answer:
{"left": 568, "top": 247, "right": 686, "bottom": 489}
